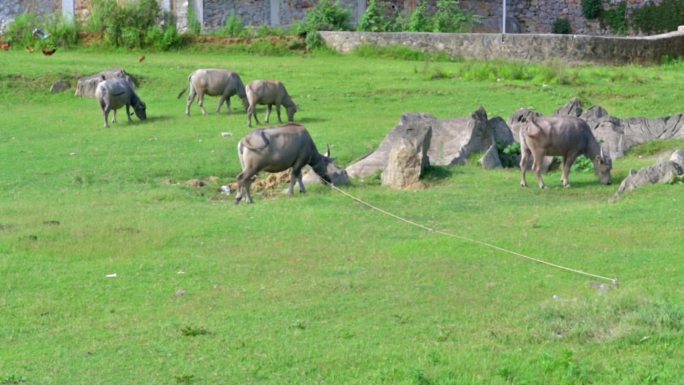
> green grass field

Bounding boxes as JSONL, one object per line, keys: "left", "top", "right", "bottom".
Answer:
{"left": 1, "top": 47, "right": 683, "bottom": 385}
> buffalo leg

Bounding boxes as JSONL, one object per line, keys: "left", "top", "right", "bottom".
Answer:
{"left": 276, "top": 104, "right": 282, "bottom": 124}
{"left": 112, "top": 108, "right": 118, "bottom": 124}
{"left": 561, "top": 154, "right": 577, "bottom": 188}
{"left": 235, "top": 170, "right": 256, "bottom": 204}
{"left": 216, "top": 96, "right": 226, "bottom": 114}
{"left": 198, "top": 91, "right": 208, "bottom": 116}
{"left": 247, "top": 104, "right": 259, "bottom": 127}
{"left": 520, "top": 149, "right": 531, "bottom": 187}
{"left": 185, "top": 88, "right": 196, "bottom": 116}
{"left": 125, "top": 105, "right": 132, "bottom": 123}
{"left": 532, "top": 151, "right": 547, "bottom": 189}
{"left": 265, "top": 104, "right": 272, "bottom": 123}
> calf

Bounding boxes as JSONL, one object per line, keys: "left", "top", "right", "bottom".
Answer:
{"left": 246, "top": 80, "right": 298, "bottom": 127}
{"left": 95, "top": 78, "right": 146, "bottom": 128}
{"left": 235, "top": 124, "right": 333, "bottom": 204}
{"left": 520, "top": 116, "right": 612, "bottom": 189}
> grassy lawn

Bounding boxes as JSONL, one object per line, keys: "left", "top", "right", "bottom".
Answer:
{"left": 1, "top": 47, "right": 683, "bottom": 385}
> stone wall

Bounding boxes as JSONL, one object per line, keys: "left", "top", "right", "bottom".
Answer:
{"left": 319, "top": 30, "right": 684, "bottom": 65}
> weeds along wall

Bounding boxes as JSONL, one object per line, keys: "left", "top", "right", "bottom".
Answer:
{"left": 319, "top": 30, "right": 684, "bottom": 65}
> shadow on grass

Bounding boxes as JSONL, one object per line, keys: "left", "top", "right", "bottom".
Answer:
{"left": 423, "top": 166, "right": 454, "bottom": 182}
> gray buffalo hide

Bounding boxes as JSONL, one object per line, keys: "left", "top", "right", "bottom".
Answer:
{"left": 75, "top": 68, "right": 137, "bottom": 98}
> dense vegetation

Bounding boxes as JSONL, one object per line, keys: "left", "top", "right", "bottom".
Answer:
{"left": 0, "top": 44, "right": 683, "bottom": 385}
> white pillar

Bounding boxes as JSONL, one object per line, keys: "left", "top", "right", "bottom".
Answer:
{"left": 62, "top": 0, "right": 74, "bottom": 23}
{"left": 161, "top": 0, "right": 171, "bottom": 13}
{"left": 357, "top": 0, "right": 366, "bottom": 25}
{"left": 270, "top": 0, "right": 280, "bottom": 26}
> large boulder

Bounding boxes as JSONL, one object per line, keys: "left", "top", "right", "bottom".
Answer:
{"left": 75, "top": 68, "right": 137, "bottom": 98}
{"left": 479, "top": 143, "right": 502, "bottom": 169}
{"left": 614, "top": 157, "right": 683, "bottom": 197}
{"left": 381, "top": 124, "right": 432, "bottom": 189}
{"left": 301, "top": 161, "right": 350, "bottom": 187}
{"left": 346, "top": 107, "right": 501, "bottom": 179}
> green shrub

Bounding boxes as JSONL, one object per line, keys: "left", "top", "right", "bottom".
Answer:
{"left": 407, "top": 1, "right": 431, "bottom": 32}
{"left": 552, "top": 18, "right": 572, "bottom": 34}
{"left": 432, "top": 0, "right": 473, "bottom": 33}
{"left": 295, "top": 0, "right": 350, "bottom": 50}
{"left": 581, "top": 0, "right": 603, "bottom": 19}
{"left": 571, "top": 154, "right": 594, "bottom": 172}
{"left": 4, "top": 13, "right": 41, "bottom": 47}
{"left": 357, "top": 0, "right": 388, "bottom": 32}
{"left": 87, "top": 0, "right": 182, "bottom": 49}
{"left": 600, "top": 3, "right": 628, "bottom": 35}
{"left": 497, "top": 141, "right": 521, "bottom": 168}
{"left": 631, "top": 0, "right": 684, "bottom": 35}
{"left": 301, "top": 0, "right": 350, "bottom": 32}
{"left": 217, "top": 11, "right": 245, "bottom": 37}
{"left": 44, "top": 15, "right": 79, "bottom": 47}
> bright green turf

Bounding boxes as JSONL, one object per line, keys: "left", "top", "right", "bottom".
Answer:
{"left": 1, "top": 47, "right": 683, "bottom": 385}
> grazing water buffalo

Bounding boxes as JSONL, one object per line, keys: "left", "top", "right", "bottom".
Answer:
{"left": 246, "top": 80, "right": 298, "bottom": 127}
{"left": 178, "top": 69, "right": 248, "bottom": 116}
{"left": 520, "top": 115, "right": 612, "bottom": 189}
{"left": 95, "top": 78, "right": 146, "bottom": 128}
{"left": 235, "top": 124, "right": 333, "bottom": 204}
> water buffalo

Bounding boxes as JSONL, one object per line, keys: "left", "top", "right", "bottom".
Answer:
{"left": 178, "top": 69, "right": 248, "bottom": 116}
{"left": 95, "top": 78, "right": 146, "bottom": 128}
{"left": 235, "top": 124, "right": 333, "bottom": 204}
{"left": 246, "top": 80, "right": 298, "bottom": 128}
{"left": 520, "top": 115, "right": 612, "bottom": 189}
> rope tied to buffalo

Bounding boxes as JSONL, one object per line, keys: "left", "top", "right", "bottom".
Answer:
{"left": 322, "top": 180, "right": 619, "bottom": 287}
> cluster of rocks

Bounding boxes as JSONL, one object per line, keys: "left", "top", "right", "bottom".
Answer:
{"left": 341, "top": 99, "right": 684, "bottom": 194}
{"left": 75, "top": 68, "right": 138, "bottom": 98}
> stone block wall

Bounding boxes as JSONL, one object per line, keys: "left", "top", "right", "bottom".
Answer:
{"left": 319, "top": 30, "right": 684, "bottom": 65}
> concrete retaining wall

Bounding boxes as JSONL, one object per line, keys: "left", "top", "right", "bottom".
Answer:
{"left": 319, "top": 30, "right": 684, "bottom": 65}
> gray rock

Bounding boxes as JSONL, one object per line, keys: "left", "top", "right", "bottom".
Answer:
{"left": 479, "top": 143, "right": 502, "bottom": 169}
{"left": 381, "top": 124, "right": 432, "bottom": 189}
{"left": 50, "top": 79, "right": 71, "bottom": 93}
{"left": 301, "top": 162, "right": 350, "bottom": 187}
{"left": 346, "top": 107, "right": 499, "bottom": 180}
{"left": 488, "top": 116, "right": 514, "bottom": 146}
{"left": 555, "top": 98, "right": 583, "bottom": 117}
{"left": 615, "top": 160, "right": 683, "bottom": 196}
{"left": 670, "top": 150, "right": 684, "bottom": 168}
{"left": 75, "top": 68, "right": 137, "bottom": 98}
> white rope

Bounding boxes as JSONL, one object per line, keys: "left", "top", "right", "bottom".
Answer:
{"left": 324, "top": 181, "right": 619, "bottom": 286}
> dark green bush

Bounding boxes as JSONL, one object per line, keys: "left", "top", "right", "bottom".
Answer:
{"left": 407, "top": 1, "right": 431, "bottom": 32}
{"left": 216, "top": 11, "right": 245, "bottom": 37}
{"left": 295, "top": 0, "right": 350, "bottom": 50}
{"left": 88, "top": 0, "right": 182, "bottom": 50}
{"left": 432, "top": 0, "right": 473, "bottom": 33}
{"left": 357, "top": 0, "right": 389, "bottom": 32}
{"left": 552, "top": 18, "right": 573, "bottom": 34}
{"left": 600, "top": 3, "right": 628, "bottom": 35}
{"left": 4, "top": 13, "right": 41, "bottom": 47}
{"left": 581, "top": 0, "right": 603, "bottom": 19}
{"left": 631, "top": 0, "right": 684, "bottom": 35}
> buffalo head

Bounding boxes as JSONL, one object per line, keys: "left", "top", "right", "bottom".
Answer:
{"left": 594, "top": 147, "right": 612, "bottom": 185}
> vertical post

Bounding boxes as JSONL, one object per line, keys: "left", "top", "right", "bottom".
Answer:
{"left": 161, "top": 0, "right": 171, "bottom": 14}
{"left": 502, "top": 0, "right": 507, "bottom": 34}
{"left": 194, "top": 0, "right": 203, "bottom": 32}
{"left": 357, "top": 0, "right": 366, "bottom": 26}
{"left": 62, "top": 0, "right": 75, "bottom": 23}
{"left": 270, "top": 0, "right": 280, "bottom": 26}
